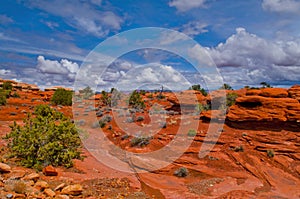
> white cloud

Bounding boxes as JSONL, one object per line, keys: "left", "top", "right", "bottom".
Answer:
{"left": 26, "top": 0, "right": 123, "bottom": 37}
{"left": 0, "top": 32, "right": 26, "bottom": 43}
{"left": 0, "top": 69, "right": 11, "bottom": 76}
{"left": 0, "top": 15, "right": 13, "bottom": 25}
{"left": 204, "top": 27, "right": 300, "bottom": 86}
{"left": 116, "top": 63, "right": 190, "bottom": 91}
{"left": 181, "top": 21, "right": 208, "bottom": 37}
{"left": 37, "top": 55, "right": 79, "bottom": 75}
{"left": 159, "top": 30, "right": 188, "bottom": 45}
{"left": 262, "top": 0, "right": 300, "bottom": 13}
{"left": 169, "top": 0, "right": 206, "bottom": 12}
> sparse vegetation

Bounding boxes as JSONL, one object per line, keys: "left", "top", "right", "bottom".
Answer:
{"left": 174, "top": 167, "right": 188, "bottom": 177}
{"left": 4, "top": 105, "right": 83, "bottom": 169}
{"left": 234, "top": 145, "right": 244, "bottom": 152}
{"left": 220, "top": 83, "right": 233, "bottom": 90}
{"left": 136, "top": 116, "right": 145, "bottom": 122}
{"left": 2, "top": 81, "right": 13, "bottom": 90}
{"left": 226, "top": 93, "right": 239, "bottom": 107}
{"left": 51, "top": 88, "right": 72, "bottom": 106}
{"left": 129, "top": 90, "right": 145, "bottom": 109}
{"left": 11, "top": 92, "right": 20, "bottom": 98}
{"left": 267, "top": 149, "right": 275, "bottom": 158}
{"left": 189, "top": 84, "right": 208, "bottom": 96}
{"left": 80, "top": 86, "right": 94, "bottom": 99}
{"left": 187, "top": 129, "right": 197, "bottom": 137}
{"left": 130, "top": 135, "right": 152, "bottom": 147}
{"left": 260, "top": 82, "right": 272, "bottom": 88}
{"left": 195, "top": 103, "right": 210, "bottom": 113}
{"left": 0, "top": 90, "right": 7, "bottom": 105}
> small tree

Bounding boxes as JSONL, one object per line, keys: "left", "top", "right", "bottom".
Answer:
{"left": 129, "top": 90, "right": 145, "bottom": 109}
{"left": 80, "top": 86, "right": 94, "bottom": 99}
{"left": 220, "top": 83, "right": 233, "bottom": 90}
{"left": 4, "top": 105, "right": 83, "bottom": 169}
{"left": 189, "top": 84, "right": 207, "bottom": 96}
{"left": 260, "top": 82, "right": 271, "bottom": 88}
{"left": 3, "top": 82, "right": 13, "bottom": 90}
{"left": 51, "top": 88, "right": 72, "bottom": 106}
{"left": 100, "top": 90, "right": 111, "bottom": 106}
{"left": 226, "top": 93, "right": 238, "bottom": 107}
{"left": 0, "top": 90, "right": 6, "bottom": 105}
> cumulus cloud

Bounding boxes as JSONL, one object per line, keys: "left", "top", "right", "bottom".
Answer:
{"left": 26, "top": 0, "right": 123, "bottom": 37}
{"left": 116, "top": 63, "right": 190, "bottom": 91}
{"left": 169, "top": 0, "right": 206, "bottom": 12}
{"left": 203, "top": 27, "right": 300, "bottom": 86}
{"left": 262, "top": 0, "right": 300, "bottom": 14}
{"left": 37, "top": 55, "right": 79, "bottom": 75}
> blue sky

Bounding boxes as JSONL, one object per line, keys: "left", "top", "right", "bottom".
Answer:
{"left": 0, "top": 0, "right": 300, "bottom": 90}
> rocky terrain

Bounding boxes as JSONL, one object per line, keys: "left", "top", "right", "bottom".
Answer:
{"left": 0, "top": 78, "right": 300, "bottom": 198}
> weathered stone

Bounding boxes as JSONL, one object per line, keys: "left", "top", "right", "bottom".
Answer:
{"left": 54, "top": 183, "right": 66, "bottom": 191}
{"left": 44, "top": 188, "right": 56, "bottom": 197}
{"left": 0, "top": 162, "right": 11, "bottom": 173}
{"left": 35, "top": 180, "right": 49, "bottom": 190}
{"left": 22, "top": 173, "right": 40, "bottom": 181}
{"left": 42, "top": 165, "right": 58, "bottom": 176}
{"left": 61, "top": 184, "right": 83, "bottom": 196}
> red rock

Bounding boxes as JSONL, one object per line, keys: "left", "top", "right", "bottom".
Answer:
{"left": 42, "top": 165, "right": 58, "bottom": 176}
{"left": 288, "top": 85, "right": 300, "bottom": 101}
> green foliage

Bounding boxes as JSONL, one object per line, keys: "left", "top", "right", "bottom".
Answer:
{"left": 189, "top": 84, "right": 207, "bottom": 96}
{"left": 195, "top": 103, "right": 210, "bottom": 113}
{"left": 260, "top": 82, "right": 271, "bottom": 88}
{"left": 12, "top": 92, "right": 20, "bottom": 98}
{"left": 3, "top": 82, "right": 13, "bottom": 90}
{"left": 51, "top": 88, "right": 72, "bottom": 106}
{"left": 80, "top": 86, "right": 94, "bottom": 99}
{"left": 130, "top": 135, "right": 152, "bottom": 147}
{"left": 267, "top": 149, "right": 275, "bottom": 158}
{"left": 100, "top": 90, "right": 111, "bottom": 106}
{"left": 226, "top": 93, "right": 238, "bottom": 107}
{"left": 174, "top": 167, "right": 188, "bottom": 177}
{"left": 220, "top": 83, "right": 233, "bottom": 90}
{"left": 4, "top": 105, "right": 83, "bottom": 169}
{"left": 187, "top": 129, "right": 197, "bottom": 137}
{"left": 0, "top": 90, "right": 7, "bottom": 105}
{"left": 129, "top": 90, "right": 145, "bottom": 109}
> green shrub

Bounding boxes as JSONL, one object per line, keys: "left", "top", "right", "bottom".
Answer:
{"left": 4, "top": 105, "right": 83, "bottom": 169}
{"left": 51, "top": 88, "right": 72, "bottom": 106}
{"left": 174, "top": 167, "right": 188, "bottom": 177}
{"left": 187, "top": 129, "right": 197, "bottom": 137}
{"left": 189, "top": 84, "right": 208, "bottom": 96}
{"left": 100, "top": 90, "right": 111, "bottom": 106}
{"left": 267, "top": 149, "right": 275, "bottom": 158}
{"left": 130, "top": 136, "right": 152, "bottom": 147}
{"left": 79, "top": 86, "right": 94, "bottom": 99}
{"left": 0, "top": 90, "right": 6, "bottom": 105}
{"left": 220, "top": 83, "right": 233, "bottom": 90}
{"left": 3, "top": 82, "right": 13, "bottom": 90}
{"left": 129, "top": 90, "right": 145, "bottom": 109}
{"left": 226, "top": 93, "right": 238, "bottom": 107}
{"left": 12, "top": 92, "right": 20, "bottom": 98}
{"left": 195, "top": 103, "right": 210, "bottom": 113}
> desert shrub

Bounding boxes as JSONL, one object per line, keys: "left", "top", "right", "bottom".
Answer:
{"left": 2, "top": 82, "right": 13, "bottom": 90}
{"left": 130, "top": 136, "right": 152, "bottom": 147}
{"left": 12, "top": 92, "right": 20, "bottom": 98}
{"left": 0, "top": 90, "right": 6, "bottom": 105}
{"left": 226, "top": 93, "right": 238, "bottom": 107}
{"left": 91, "top": 121, "right": 100, "bottom": 128}
{"left": 129, "top": 90, "right": 145, "bottom": 109}
{"left": 267, "top": 149, "right": 275, "bottom": 158}
{"left": 234, "top": 145, "right": 244, "bottom": 152}
{"left": 174, "top": 167, "right": 188, "bottom": 177}
{"left": 189, "top": 84, "right": 208, "bottom": 96}
{"left": 260, "top": 82, "right": 272, "bottom": 88}
{"left": 4, "top": 105, "right": 83, "bottom": 169}
{"left": 187, "top": 129, "right": 197, "bottom": 137}
{"left": 136, "top": 116, "right": 144, "bottom": 122}
{"left": 195, "top": 103, "right": 210, "bottom": 113}
{"left": 80, "top": 86, "right": 94, "bottom": 99}
{"left": 51, "top": 88, "right": 72, "bottom": 106}
{"left": 220, "top": 83, "right": 233, "bottom": 90}
{"left": 100, "top": 90, "right": 111, "bottom": 106}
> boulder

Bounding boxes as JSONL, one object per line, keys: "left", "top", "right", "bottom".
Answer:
{"left": 22, "top": 173, "right": 40, "bottom": 181}
{"left": 44, "top": 188, "right": 56, "bottom": 197}
{"left": 61, "top": 184, "right": 83, "bottom": 196}
{"left": 42, "top": 165, "right": 58, "bottom": 176}
{"left": 0, "top": 163, "right": 11, "bottom": 173}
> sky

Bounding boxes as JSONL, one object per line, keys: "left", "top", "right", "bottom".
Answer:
{"left": 0, "top": 0, "right": 300, "bottom": 90}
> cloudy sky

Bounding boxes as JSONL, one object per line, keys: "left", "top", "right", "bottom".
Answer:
{"left": 0, "top": 0, "right": 300, "bottom": 90}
